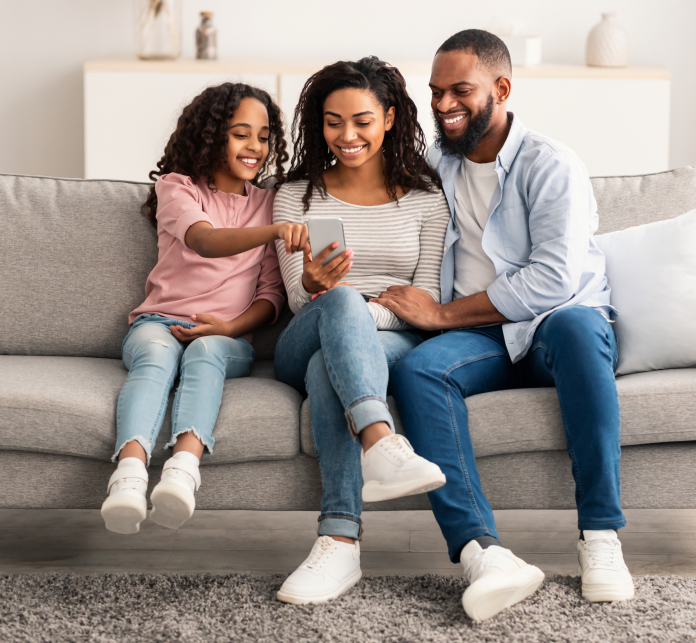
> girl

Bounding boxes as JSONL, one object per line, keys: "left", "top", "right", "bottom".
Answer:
{"left": 101, "top": 83, "right": 307, "bottom": 535}
{"left": 272, "top": 57, "right": 451, "bottom": 604}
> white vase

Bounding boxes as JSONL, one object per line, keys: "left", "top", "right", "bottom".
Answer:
{"left": 586, "top": 12, "right": 629, "bottom": 68}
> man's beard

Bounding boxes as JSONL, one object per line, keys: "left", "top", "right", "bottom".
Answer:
{"left": 434, "top": 94, "right": 495, "bottom": 158}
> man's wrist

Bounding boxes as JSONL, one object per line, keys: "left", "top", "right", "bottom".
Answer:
{"left": 428, "top": 303, "right": 448, "bottom": 331}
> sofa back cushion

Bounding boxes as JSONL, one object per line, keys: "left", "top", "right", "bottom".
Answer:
{"left": 592, "top": 166, "right": 696, "bottom": 233}
{"left": 2, "top": 167, "right": 696, "bottom": 358}
{"left": 1, "top": 175, "right": 155, "bottom": 359}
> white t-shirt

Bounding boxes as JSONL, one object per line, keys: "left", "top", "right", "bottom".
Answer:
{"left": 452, "top": 157, "right": 500, "bottom": 300}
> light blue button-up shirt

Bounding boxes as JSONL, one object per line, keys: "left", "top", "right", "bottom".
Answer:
{"left": 430, "top": 114, "right": 614, "bottom": 363}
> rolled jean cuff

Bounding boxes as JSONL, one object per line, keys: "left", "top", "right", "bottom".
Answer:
{"left": 578, "top": 517, "right": 626, "bottom": 532}
{"left": 346, "top": 397, "right": 394, "bottom": 437}
{"left": 318, "top": 515, "right": 362, "bottom": 540}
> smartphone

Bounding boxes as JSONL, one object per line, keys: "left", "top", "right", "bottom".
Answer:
{"left": 307, "top": 217, "right": 347, "bottom": 267}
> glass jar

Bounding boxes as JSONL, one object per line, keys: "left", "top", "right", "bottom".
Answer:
{"left": 196, "top": 12, "right": 218, "bottom": 60}
{"left": 134, "top": 0, "right": 182, "bottom": 60}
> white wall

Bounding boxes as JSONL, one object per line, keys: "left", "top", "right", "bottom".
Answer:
{"left": 1, "top": 0, "right": 695, "bottom": 178}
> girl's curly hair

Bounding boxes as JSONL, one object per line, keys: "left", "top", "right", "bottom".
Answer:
{"left": 142, "top": 83, "right": 288, "bottom": 227}
{"left": 282, "top": 56, "right": 441, "bottom": 212}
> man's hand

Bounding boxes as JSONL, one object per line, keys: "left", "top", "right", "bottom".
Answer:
{"left": 275, "top": 222, "right": 309, "bottom": 254}
{"left": 370, "top": 286, "right": 443, "bottom": 330}
{"left": 170, "top": 314, "right": 234, "bottom": 342}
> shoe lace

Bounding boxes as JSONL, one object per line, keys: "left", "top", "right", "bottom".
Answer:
{"left": 112, "top": 476, "right": 146, "bottom": 494}
{"left": 584, "top": 538, "right": 623, "bottom": 569}
{"left": 462, "top": 547, "right": 498, "bottom": 583}
{"left": 304, "top": 537, "right": 337, "bottom": 570}
{"left": 380, "top": 434, "right": 415, "bottom": 464}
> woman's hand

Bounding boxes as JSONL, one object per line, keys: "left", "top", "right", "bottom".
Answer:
{"left": 170, "top": 314, "right": 234, "bottom": 342}
{"left": 310, "top": 282, "right": 355, "bottom": 301}
{"left": 301, "top": 242, "right": 354, "bottom": 294}
{"left": 275, "top": 222, "right": 309, "bottom": 254}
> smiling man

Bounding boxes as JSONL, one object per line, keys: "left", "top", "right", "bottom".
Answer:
{"left": 373, "top": 30, "right": 634, "bottom": 621}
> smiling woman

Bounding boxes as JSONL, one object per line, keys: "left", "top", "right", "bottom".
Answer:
{"left": 271, "top": 56, "right": 451, "bottom": 606}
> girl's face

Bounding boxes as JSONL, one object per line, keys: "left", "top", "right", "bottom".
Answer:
{"left": 323, "top": 88, "right": 395, "bottom": 169}
{"left": 223, "top": 97, "right": 270, "bottom": 182}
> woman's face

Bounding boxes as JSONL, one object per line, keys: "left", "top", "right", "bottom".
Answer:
{"left": 323, "top": 88, "right": 395, "bottom": 169}
{"left": 224, "top": 97, "right": 270, "bottom": 182}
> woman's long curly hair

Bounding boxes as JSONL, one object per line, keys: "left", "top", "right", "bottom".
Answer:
{"left": 142, "top": 83, "right": 288, "bottom": 227}
{"left": 282, "top": 56, "right": 441, "bottom": 212}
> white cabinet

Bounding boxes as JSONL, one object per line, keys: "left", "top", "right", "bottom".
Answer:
{"left": 85, "top": 57, "right": 670, "bottom": 181}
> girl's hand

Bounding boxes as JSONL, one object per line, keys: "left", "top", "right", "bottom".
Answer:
{"left": 302, "top": 242, "right": 354, "bottom": 294}
{"left": 170, "top": 314, "right": 235, "bottom": 342}
{"left": 275, "top": 222, "right": 309, "bottom": 254}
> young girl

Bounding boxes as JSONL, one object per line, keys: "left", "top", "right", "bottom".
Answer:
{"left": 101, "top": 83, "right": 307, "bottom": 535}
{"left": 272, "top": 57, "right": 450, "bottom": 604}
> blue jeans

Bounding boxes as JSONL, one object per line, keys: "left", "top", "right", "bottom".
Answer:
{"left": 274, "top": 286, "right": 423, "bottom": 539}
{"left": 115, "top": 314, "right": 254, "bottom": 464}
{"left": 391, "top": 305, "right": 625, "bottom": 562}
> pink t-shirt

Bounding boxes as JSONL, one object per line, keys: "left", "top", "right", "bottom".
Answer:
{"left": 129, "top": 173, "right": 285, "bottom": 341}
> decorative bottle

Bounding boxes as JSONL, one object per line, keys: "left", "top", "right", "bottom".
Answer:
{"left": 134, "top": 0, "right": 182, "bottom": 60}
{"left": 196, "top": 12, "right": 218, "bottom": 60}
{"left": 586, "top": 12, "right": 630, "bottom": 68}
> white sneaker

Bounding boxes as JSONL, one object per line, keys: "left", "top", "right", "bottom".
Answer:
{"left": 101, "top": 457, "right": 148, "bottom": 534}
{"left": 578, "top": 530, "right": 634, "bottom": 602}
{"left": 276, "top": 536, "right": 362, "bottom": 605}
{"left": 149, "top": 451, "right": 201, "bottom": 530}
{"left": 461, "top": 540, "right": 545, "bottom": 621}
{"left": 361, "top": 434, "right": 446, "bottom": 503}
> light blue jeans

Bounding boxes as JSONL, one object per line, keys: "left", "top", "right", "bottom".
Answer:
{"left": 115, "top": 313, "right": 255, "bottom": 464}
{"left": 274, "top": 287, "right": 423, "bottom": 539}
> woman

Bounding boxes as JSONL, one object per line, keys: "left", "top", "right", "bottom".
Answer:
{"left": 273, "top": 56, "right": 451, "bottom": 604}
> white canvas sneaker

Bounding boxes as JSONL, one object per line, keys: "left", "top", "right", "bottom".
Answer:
{"left": 150, "top": 452, "right": 201, "bottom": 530}
{"left": 276, "top": 536, "right": 362, "bottom": 605}
{"left": 461, "top": 540, "right": 545, "bottom": 622}
{"left": 101, "top": 457, "right": 148, "bottom": 534}
{"left": 578, "top": 530, "right": 635, "bottom": 602}
{"left": 361, "top": 434, "right": 446, "bottom": 503}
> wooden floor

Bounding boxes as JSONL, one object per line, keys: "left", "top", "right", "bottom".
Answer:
{"left": 1, "top": 509, "right": 695, "bottom": 577}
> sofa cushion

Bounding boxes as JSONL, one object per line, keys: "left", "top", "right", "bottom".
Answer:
{"left": 591, "top": 165, "right": 696, "bottom": 234}
{"left": 0, "top": 174, "right": 155, "bottom": 359}
{"left": 0, "top": 355, "right": 302, "bottom": 465}
{"left": 300, "top": 369, "right": 696, "bottom": 458}
{"left": 596, "top": 210, "right": 696, "bottom": 375}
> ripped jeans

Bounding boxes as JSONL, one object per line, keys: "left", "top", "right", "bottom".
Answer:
{"left": 114, "top": 314, "right": 254, "bottom": 464}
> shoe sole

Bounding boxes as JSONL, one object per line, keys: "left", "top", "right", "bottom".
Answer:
{"left": 362, "top": 472, "right": 446, "bottom": 503}
{"left": 582, "top": 583, "right": 635, "bottom": 602}
{"left": 463, "top": 564, "right": 545, "bottom": 622}
{"left": 276, "top": 569, "right": 363, "bottom": 605}
{"left": 150, "top": 482, "right": 195, "bottom": 530}
{"left": 101, "top": 495, "right": 147, "bottom": 534}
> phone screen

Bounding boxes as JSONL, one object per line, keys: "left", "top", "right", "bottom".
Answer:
{"left": 307, "top": 218, "right": 347, "bottom": 266}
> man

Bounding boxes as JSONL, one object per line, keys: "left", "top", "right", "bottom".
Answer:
{"left": 372, "top": 29, "right": 634, "bottom": 621}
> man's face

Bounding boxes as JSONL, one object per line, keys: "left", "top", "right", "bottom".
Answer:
{"left": 429, "top": 51, "right": 497, "bottom": 157}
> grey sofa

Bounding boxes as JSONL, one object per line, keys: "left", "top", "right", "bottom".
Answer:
{"left": 1, "top": 169, "right": 696, "bottom": 514}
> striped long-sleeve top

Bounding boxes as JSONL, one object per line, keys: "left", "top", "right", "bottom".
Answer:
{"left": 273, "top": 180, "right": 451, "bottom": 330}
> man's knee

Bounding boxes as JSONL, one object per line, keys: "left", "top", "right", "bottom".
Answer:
{"left": 541, "top": 306, "right": 611, "bottom": 356}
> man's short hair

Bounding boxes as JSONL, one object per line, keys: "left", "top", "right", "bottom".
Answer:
{"left": 438, "top": 29, "right": 512, "bottom": 78}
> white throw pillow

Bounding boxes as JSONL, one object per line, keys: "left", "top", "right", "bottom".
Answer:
{"left": 595, "top": 209, "right": 696, "bottom": 376}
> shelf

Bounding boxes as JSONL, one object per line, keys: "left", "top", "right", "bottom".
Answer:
{"left": 84, "top": 56, "right": 670, "bottom": 80}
